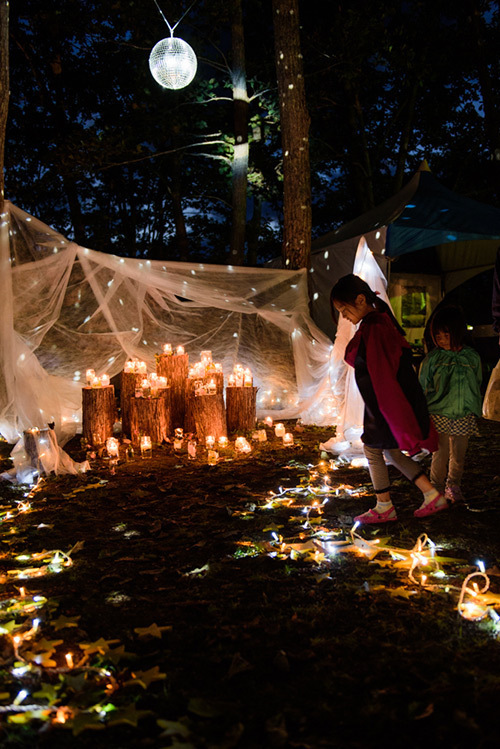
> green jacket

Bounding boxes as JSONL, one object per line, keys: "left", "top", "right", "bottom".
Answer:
{"left": 419, "top": 346, "right": 482, "bottom": 419}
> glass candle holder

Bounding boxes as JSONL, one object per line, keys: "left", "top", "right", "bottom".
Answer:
{"left": 207, "top": 379, "right": 216, "bottom": 395}
{"left": 188, "top": 440, "right": 197, "bottom": 459}
{"left": 283, "top": 433, "right": 294, "bottom": 447}
{"left": 200, "top": 350, "right": 212, "bottom": 363}
{"left": 91, "top": 376, "right": 100, "bottom": 388}
{"left": 173, "top": 438, "right": 183, "bottom": 451}
{"left": 100, "top": 374, "right": 110, "bottom": 387}
{"left": 275, "top": 423, "right": 286, "bottom": 438}
{"left": 137, "top": 361, "right": 147, "bottom": 375}
{"left": 175, "top": 427, "right": 184, "bottom": 439}
{"left": 86, "top": 368, "right": 95, "bottom": 386}
{"left": 140, "top": 436, "right": 152, "bottom": 459}
{"left": 235, "top": 436, "right": 252, "bottom": 454}
{"left": 176, "top": 345, "right": 185, "bottom": 355}
{"left": 218, "top": 436, "right": 228, "bottom": 449}
{"left": 207, "top": 449, "right": 219, "bottom": 466}
{"left": 264, "top": 416, "right": 273, "bottom": 427}
{"left": 163, "top": 343, "right": 172, "bottom": 355}
{"left": 124, "top": 360, "right": 135, "bottom": 373}
{"left": 258, "top": 429, "right": 267, "bottom": 442}
{"left": 206, "top": 435, "right": 215, "bottom": 449}
{"left": 106, "top": 437, "right": 120, "bottom": 457}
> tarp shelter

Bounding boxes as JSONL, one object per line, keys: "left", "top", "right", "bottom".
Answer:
{"left": 309, "top": 162, "right": 500, "bottom": 342}
{"left": 0, "top": 202, "right": 342, "bottom": 448}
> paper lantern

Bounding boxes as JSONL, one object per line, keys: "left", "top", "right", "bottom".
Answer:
{"left": 149, "top": 36, "right": 197, "bottom": 90}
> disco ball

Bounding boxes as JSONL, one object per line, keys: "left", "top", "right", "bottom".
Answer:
{"left": 149, "top": 36, "right": 197, "bottom": 90}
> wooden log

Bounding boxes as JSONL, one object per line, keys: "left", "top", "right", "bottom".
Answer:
{"left": 185, "top": 371, "right": 225, "bottom": 435}
{"left": 191, "top": 390, "right": 227, "bottom": 441}
{"left": 129, "top": 389, "right": 172, "bottom": 445}
{"left": 156, "top": 353, "right": 189, "bottom": 431}
{"left": 23, "top": 427, "right": 51, "bottom": 470}
{"left": 82, "top": 386, "right": 117, "bottom": 445}
{"left": 120, "top": 371, "right": 143, "bottom": 438}
{"left": 225, "top": 386, "right": 258, "bottom": 433}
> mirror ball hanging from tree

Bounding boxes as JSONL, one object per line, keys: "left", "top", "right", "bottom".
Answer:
{"left": 149, "top": 35, "right": 197, "bottom": 90}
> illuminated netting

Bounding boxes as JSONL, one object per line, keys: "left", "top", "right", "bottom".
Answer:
{"left": 149, "top": 36, "right": 197, "bottom": 90}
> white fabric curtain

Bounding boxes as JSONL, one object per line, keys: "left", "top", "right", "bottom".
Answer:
{"left": 0, "top": 202, "right": 338, "bottom": 444}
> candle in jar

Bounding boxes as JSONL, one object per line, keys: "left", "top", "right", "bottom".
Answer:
{"left": 264, "top": 416, "right": 273, "bottom": 427}
{"left": 100, "top": 373, "right": 110, "bottom": 387}
{"left": 124, "top": 361, "right": 135, "bottom": 373}
{"left": 258, "top": 429, "right": 267, "bottom": 442}
{"left": 228, "top": 374, "right": 236, "bottom": 387}
{"left": 206, "top": 435, "right": 215, "bottom": 449}
{"left": 275, "top": 423, "right": 286, "bottom": 438}
{"left": 163, "top": 343, "right": 172, "bottom": 355}
{"left": 215, "top": 362, "right": 223, "bottom": 372}
{"left": 86, "top": 368, "right": 95, "bottom": 386}
{"left": 200, "top": 350, "right": 212, "bottom": 363}
{"left": 141, "top": 378, "right": 150, "bottom": 397}
{"left": 218, "top": 436, "right": 228, "bottom": 449}
{"left": 158, "top": 376, "right": 167, "bottom": 388}
{"left": 173, "top": 438, "right": 183, "bottom": 451}
{"left": 235, "top": 436, "right": 252, "bottom": 453}
{"left": 175, "top": 427, "right": 184, "bottom": 439}
{"left": 208, "top": 379, "right": 216, "bottom": 395}
{"left": 91, "top": 376, "right": 100, "bottom": 388}
{"left": 140, "top": 435, "right": 152, "bottom": 458}
{"left": 283, "top": 433, "right": 294, "bottom": 447}
{"left": 188, "top": 440, "right": 197, "bottom": 459}
{"left": 137, "top": 361, "right": 147, "bottom": 375}
{"left": 244, "top": 373, "right": 253, "bottom": 387}
{"left": 176, "top": 345, "right": 185, "bottom": 355}
{"left": 207, "top": 449, "right": 218, "bottom": 466}
{"left": 106, "top": 437, "right": 119, "bottom": 457}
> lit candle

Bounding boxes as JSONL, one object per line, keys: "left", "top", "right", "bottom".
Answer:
{"left": 100, "top": 374, "right": 110, "bottom": 387}
{"left": 275, "top": 423, "right": 285, "bottom": 438}
{"left": 201, "top": 350, "right": 212, "bottom": 363}
{"left": 176, "top": 345, "right": 185, "bottom": 355}
{"left": 141, "top": 378, "right": 150, "bottom": 397}
{"left": 208, "top": 378, "right": 216, "bottom": 395}
{"left": 140, "top": 435, "right": 152, "bottom": 459}
{"left": 188, "top": 440, "right": 197, "bottom": 459}
{"left": 86, "top": 368, "right": 95, "bottom": 386}
{"left": 258, "top": 429, "right": 267, "bottom": 442}
{"left": 124, "top": 361, "right": 135, "bottom": 373}
{"left": 65, "top": 652, "right": 74, "bottom": 669}
{"left": 228, "top": 374, "right": 236, "bottom": 387}
{"left": 215, "top": 363, "right": 223, "bottom": 372}
{"left": 206, "top": 435, "right": 215, "bottom": 449}
{"left": 163, "top": 343, "right": 172, "bottom": 355}
{"left": 173, "top": 438, "right": 183, "bottom": 451}
{"left": 137, "top": 361, "right": 147, "bottom": 375}
{"left": 264, "top": 416, "right": 273, "bottom": 427}
{"left": 283, "top": 433, "right": 294, "bottom": 447}
{"left": 106, "top": 437, "right": 119, "bottom": 457}
{"left": 235, "top": 436, "right": 252, "bottom": 453}
{"left": 207, "top": 449, "right": 218, "bottom": 466}
{"left": 218, "top": 436, "right": 228, "bottom": 449}
{"left": 91, "top": 376, "right": 100, "bottom": 388}
{"left": 175, "top": 427, "right": 184, "bottom": 439}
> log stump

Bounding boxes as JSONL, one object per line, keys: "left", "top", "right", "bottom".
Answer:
{"left": 129, "top": 389, "right": 172, "bottom": 445}
{"left": 121, "top": 371, "right": 143, "bottom": 438}
{"left": 23, "top": 428, "right": 52, "bottom": 471}
{"left": 191, "top": 391, "right": 227, "bottom": 441}
{"left": 226, "top": 386, "right": 257, "bottom": 433}
{"left": 185, "top": 371, "right": 225, "bottom": 435}
{"left": 82, "top": 386, "right": 117, "bottom": 445}
{"left": 156, "top": 353, "right": 189, "bottom": 431}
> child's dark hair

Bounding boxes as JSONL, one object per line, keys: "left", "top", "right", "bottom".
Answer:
{"left": 330, "top": 273, "right": 405, "bottom": 334}
{"left": 430, "top": 305, "right": 466, "bottom": 350}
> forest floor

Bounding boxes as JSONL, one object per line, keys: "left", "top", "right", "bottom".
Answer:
{"left": 1, "top": 419, "right": 500, "bottom": 749}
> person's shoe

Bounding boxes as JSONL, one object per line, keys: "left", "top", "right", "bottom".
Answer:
{"left": 445, "top": 484, "right": 465, "bottom": 504}
{"left": 354, "top": 506, "right": 398, "bottom": 524}
{"left": 414, "top": 493, "right": 448, "bottom": 518}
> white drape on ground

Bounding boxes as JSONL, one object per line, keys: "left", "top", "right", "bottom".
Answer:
{"left": 0, "top": 202, "right": 342, "bottom": 448}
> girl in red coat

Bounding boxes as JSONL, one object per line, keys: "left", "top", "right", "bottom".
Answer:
{"left": 331, "top": 274, "right": 447, "bottom": 524}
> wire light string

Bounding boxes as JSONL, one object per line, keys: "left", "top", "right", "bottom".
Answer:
{"left": 153, "top": 0, "right": 198, "bottom": 36}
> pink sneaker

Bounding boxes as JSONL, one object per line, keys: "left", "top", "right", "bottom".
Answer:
{"left": 414, "top": 493, "right": 448, "bottom": 518}
{"left": 354, "top": 506, "right": 397, "bottom": 524}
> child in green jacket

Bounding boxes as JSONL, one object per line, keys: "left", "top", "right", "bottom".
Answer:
{"left": 419, "top": 305, "right": 482, "bottom": 503}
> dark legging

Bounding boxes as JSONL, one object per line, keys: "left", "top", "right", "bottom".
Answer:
{"left": 363, "top": 445, "right": 424, "bottom": 494}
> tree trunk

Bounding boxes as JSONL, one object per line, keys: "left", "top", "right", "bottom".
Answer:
{"left": 468, "top": 0, "right": 500, "bottom": 161}
{"left": 272, "top": 0, "right": 311, "bottom": 270}
{"left": 229, "top": 0, "right": 249, "bottom": 265}
{"left": 156, "top": 353, "right": 189, "bottom": 431}
{"left": 129, "top": 389, "right": 172, "bottom": 445}
{"left": 0, "top": 0, "right": 9, "bottom": 207}
{"left": 226, "top": 386, "right": 257, "bottom": 433}
{"left": 82, "top": 386, "right": 117, "bottom": 445}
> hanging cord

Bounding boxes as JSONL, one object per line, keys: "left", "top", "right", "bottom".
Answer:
{"left": 153, "top": 0, "right": 199, "bottom": 36}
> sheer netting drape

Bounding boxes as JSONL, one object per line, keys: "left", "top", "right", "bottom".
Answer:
{"left": 0, "top": 202, "right": 339, "bottom": 444}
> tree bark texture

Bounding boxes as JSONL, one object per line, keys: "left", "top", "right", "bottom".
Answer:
{"left": 229, "top": 0, "right": 249, "bottom": 265}
{"left": 191, "top": 393, "right": 227, "bottom": 441}
{"left": 129, "top": 390, "right": 172, "bottom": 445}
{"left": 0, "top": 0, "right": 9, "bottom": 205}
{"left": 156, "top": 353, "right": 189, "bottom": 431}
{"left": 82, "top": 386, "right": 117, "bottom": 445}
{"left": 272, "top": 0, "right": 311, "bottom": 270}
{"left": 226, "top": 386, "right": 257, "bottom": 433}
{"left": 185, "top": 372, "right": 225, "bottom": 434}
{"left": 120, "top": 371, "right": 143, "bottom": 438}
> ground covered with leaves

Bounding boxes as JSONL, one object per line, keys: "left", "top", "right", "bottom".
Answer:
{"left": 1, "top": 419, "right": 500, "bottom": 749}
